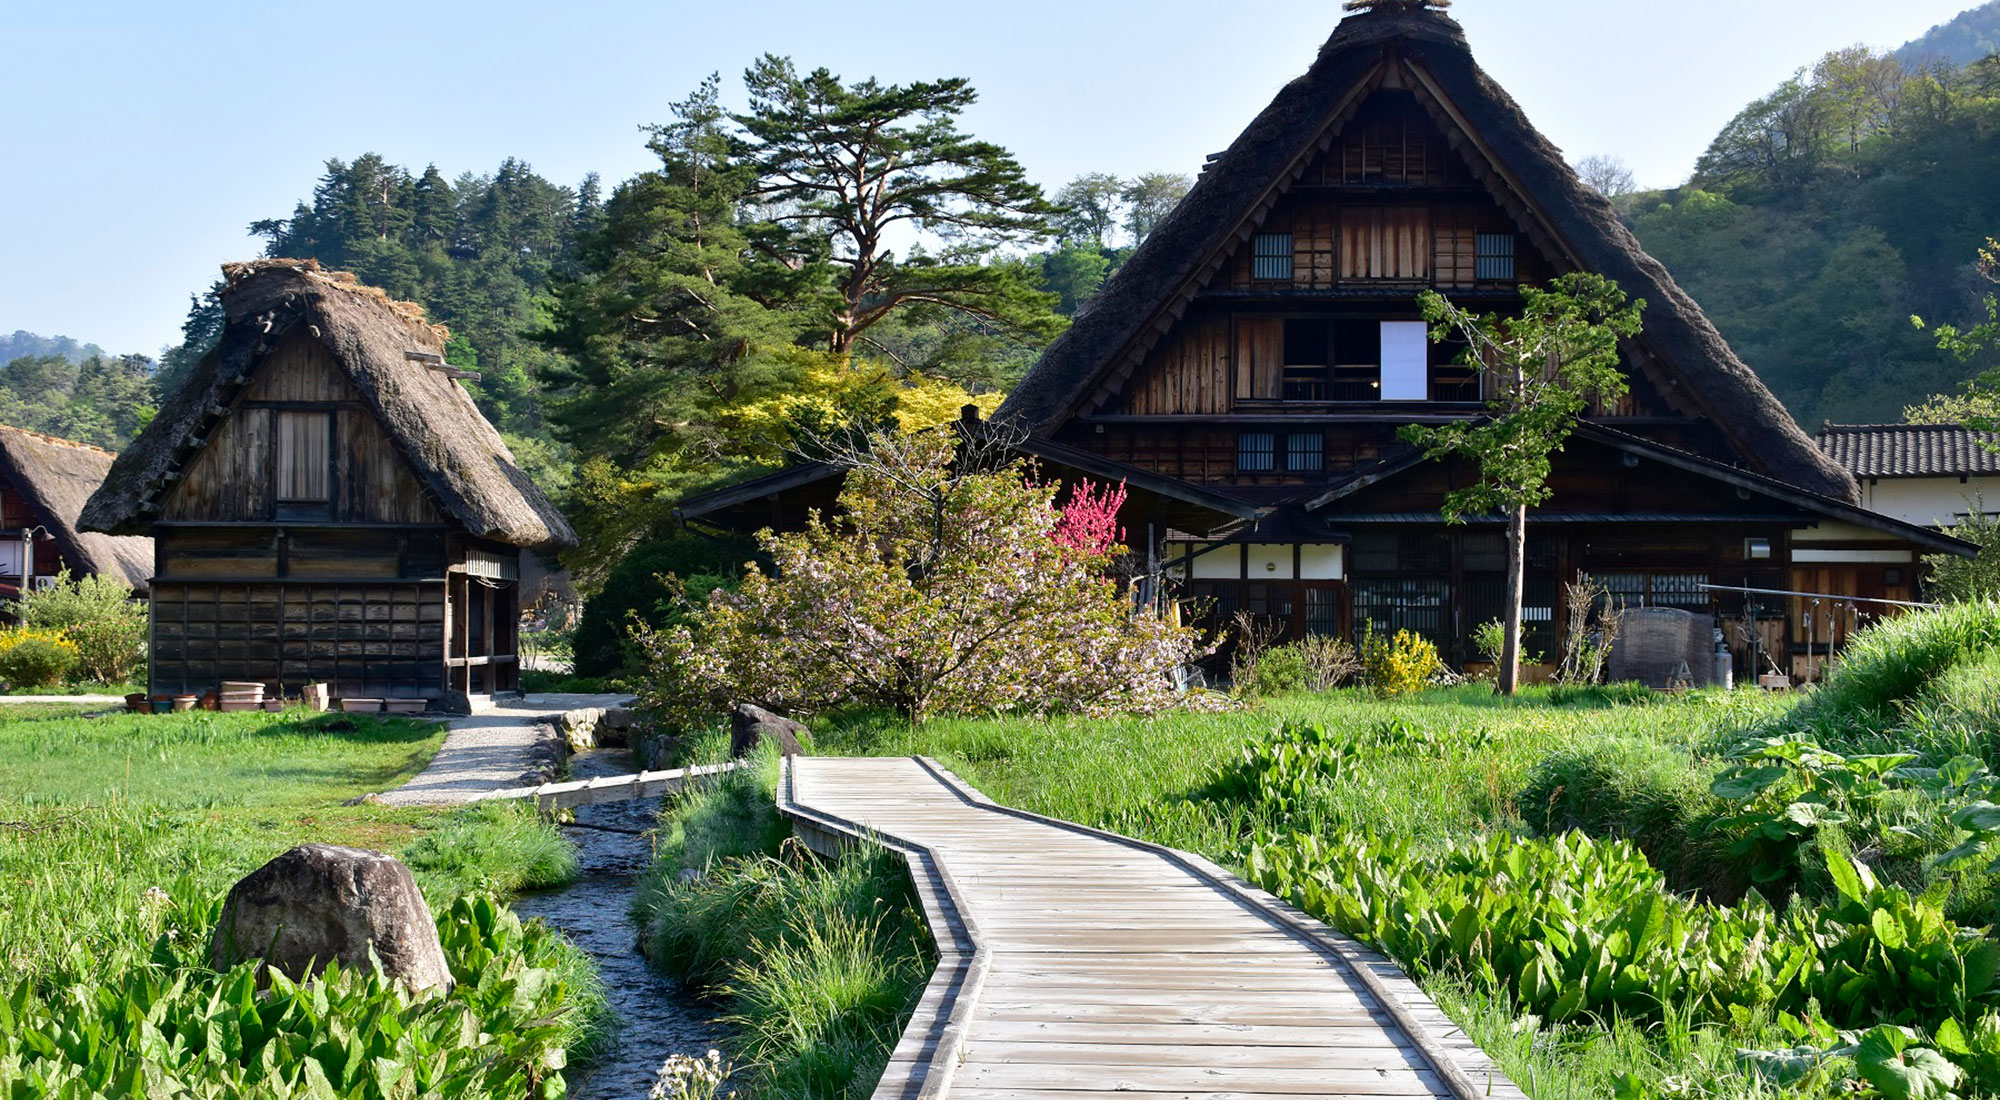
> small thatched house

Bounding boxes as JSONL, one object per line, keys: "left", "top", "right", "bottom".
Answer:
{"left": 82, "top": 259, "right": 576, "bottom": 709}
{"left": 682, "top": 0, "right": 1972, "bottom": 681}
{"left": 0, "top": 426, "right": 151, "bottom": 598}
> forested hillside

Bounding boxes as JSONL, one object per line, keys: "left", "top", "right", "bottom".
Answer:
{"left": 0, "top": 332, "right": 107, "bottom": 366}
{"left": 1625, "top": 40, "right": 2000, "bottom": 426}
{"left": 1897, "top": 0, "right": 2000, "bottom": 67}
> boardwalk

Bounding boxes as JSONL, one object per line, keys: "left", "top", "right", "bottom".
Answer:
{"left": 780, "top": 756, "right": 1526, "bottom": 1100}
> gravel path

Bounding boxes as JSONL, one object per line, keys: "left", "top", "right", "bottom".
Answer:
{"left": 376, "top": 694, "right": 633, "bottom": 806}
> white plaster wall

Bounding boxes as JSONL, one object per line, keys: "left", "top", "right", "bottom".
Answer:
{"left": 1859, "top": 477, "right": 1999, "bottom": 528}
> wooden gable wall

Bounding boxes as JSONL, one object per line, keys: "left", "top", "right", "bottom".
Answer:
{"left": 1100, "top": 89, "right": 1655, "bottom": 424}
{"left": 162, "top": 330, "right": 443, "bottom": 526}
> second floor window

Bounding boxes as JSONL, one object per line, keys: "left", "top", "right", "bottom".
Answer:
{"left": 1238, "top": 431, "right": 1324, "bottom": 473}
{"left": 276, "top": 411, "right": 331, "bottom": 504}
{"left": 1237, "top": 431, "right": 1276, "bottom": 472}
{"left": 1252, "top": 233, "right": 1294, "bottom": 281}
{"left": 1475, "top": 233, "right": 1516, "bottom": 281}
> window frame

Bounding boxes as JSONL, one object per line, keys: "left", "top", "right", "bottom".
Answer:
{"left": 1251, "top": 233, "right": 1295, "bottom": 281}
{"left": 1237, "top": 430, "right": 1325, "bottom": 474}
{"left": 1475, "top": 232, "right": 1517, "bottom": 281}
{"left": 273, "top": 408, "right": 336, "bottom": 520}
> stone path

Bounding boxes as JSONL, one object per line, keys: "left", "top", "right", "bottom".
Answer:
{"left": 377, "top": 694, "right": 633, "bottom": 806}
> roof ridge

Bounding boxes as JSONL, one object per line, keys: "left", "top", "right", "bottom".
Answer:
{"left": 0, "top": 423, "right": 117, "bottom": 457}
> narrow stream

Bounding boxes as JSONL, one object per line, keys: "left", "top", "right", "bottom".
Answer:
{"left": 513, "top": 748, "right": 724, "bottom": 1099}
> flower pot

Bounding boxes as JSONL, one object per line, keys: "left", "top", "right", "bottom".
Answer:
{"left": 218, "top": 700, "right": 259, "bottom": 713}
{"left": 262, "top": 700, "right": 285, "bottom": 712}
{"left": 125, "top": 692, "right": 147, "bottom": 713}
{"left": 338, "top": 698, "right": 384, "bottom": 714}
{"left": 220, "top": 681, "right": 265, "bottom": 695}
{"left": 382, "top": 699, "right": 427, "bottom": 715}
{"left": 172, "top": 696, "right": 198, "bottom": 712}
{"left": 304, "top": 683, "right": 331, "bottom": 712}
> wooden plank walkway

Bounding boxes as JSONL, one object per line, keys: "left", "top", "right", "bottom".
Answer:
{"left": 778, "top": 756, "right": 1527, "bottom": 1100}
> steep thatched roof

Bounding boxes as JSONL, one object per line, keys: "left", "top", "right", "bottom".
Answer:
{"left": 998, "top": 4, "right": 1858, "bottom": 502}
{"left": 0, "top": 427, "right": 152, "bottom": 589}
{"left": 82, "top": 260, "right": 576, "bottom": 551}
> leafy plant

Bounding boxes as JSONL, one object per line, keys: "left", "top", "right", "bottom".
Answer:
{"left": 1711, "top": 738, "right": 1914, "bottom": 888}
{"left": 1360, "top": 627, "right": 1442, "bottom": 698}
{"left": 8, "top": 569, "right": 147, "bottom": 684}
{"left": 0, "top": 626, "right": 79, "bottom": 688}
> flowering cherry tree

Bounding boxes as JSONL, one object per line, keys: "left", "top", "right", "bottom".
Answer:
{"left": 638, "top": 431, "right": 1205, "bottom": 724}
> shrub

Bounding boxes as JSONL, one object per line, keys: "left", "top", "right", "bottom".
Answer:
{"left": 9, "top": 569, "right": 146, "bottom": 683}
{"left": 0, "top": 627, "right": 79, "bottom": 688}
{"left": 641, "top": 431, "right": 1209, "bottom": 724}
{"left": 1245, "top": 644, "right": 1310, "bottom": 696}
{"left": 1360, "top": 627, "right": 1442, "bottom": 697}
{"left": 1296, "top": 634, "right": 1360, "bottom": 691}
{"left": 1926, "top": 506, "right": 2000, "bottom": 603}
{"left": 573, "top": 533, "right": 756, "bottom": 677}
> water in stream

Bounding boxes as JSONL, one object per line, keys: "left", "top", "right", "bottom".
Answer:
{"left": 513, "top": 748, "right": 724, "bottom": 1100}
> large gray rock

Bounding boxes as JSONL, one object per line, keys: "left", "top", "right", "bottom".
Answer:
{"left": 731, "top": 704, "right": 807, "bottom": 759}
{"left": 210, "top": 845, "right": 453, "bottom": 994}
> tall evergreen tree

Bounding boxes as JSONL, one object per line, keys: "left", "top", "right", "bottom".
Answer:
{"left": 734, "top": 55, "right": 1065, "bottom": 365}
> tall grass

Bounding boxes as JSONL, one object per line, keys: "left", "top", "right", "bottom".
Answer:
{"left": 1789, "top": 599, "right": 2000, "bottom": 746}
{"left": 634, "top": 747, "right": 934, "bottom": 1099}
{"left": 0, "top": 708, "right": 613, "bottom": 1095}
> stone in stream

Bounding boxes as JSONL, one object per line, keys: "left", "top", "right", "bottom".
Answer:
{"left": 210, "top": 845, "right": 454, "bottom": 993}
{"left": 730, "top": 703, "right": 807, "bottom": 758}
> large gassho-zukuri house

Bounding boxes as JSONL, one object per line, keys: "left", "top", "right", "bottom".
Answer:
{"left": 82, "top": 260, "right": 577, "bottom": 711}
{"left": 682, "top": 1, "right": 1973, "bottom": 682}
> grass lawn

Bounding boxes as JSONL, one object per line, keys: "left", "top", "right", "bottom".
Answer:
{"left": 788, "top": 686, "right": 1845, "bottom": 1100}
{"left": 0, "top": 706, "right": 609, "bottom": 1097}
{"left": 813, "top": 684, "right": 1788, "bottom": 853}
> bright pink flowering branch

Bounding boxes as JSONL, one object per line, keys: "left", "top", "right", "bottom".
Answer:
{"left": 1052, "top": 479, "right": 1127, "bottom": 556}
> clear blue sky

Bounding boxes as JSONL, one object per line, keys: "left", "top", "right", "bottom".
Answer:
{"left": 0, "top": 0, "right": 1979, "bottom": 357}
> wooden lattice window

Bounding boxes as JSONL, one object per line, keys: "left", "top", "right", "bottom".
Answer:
{"left": 1285, "top": 432, "right": 1324, "bottom": 473}
{"left": 1475, "top": 233, "right": 1517, "bottom": 281}
{"left": 1252, "top": 234, "right": 1294, "bottom": 281}
{"left": 276, "top": 411, "right": 332, "bottom": 503}
{"left": 1236, "top": 432, "right": 1276, "bottom": 472}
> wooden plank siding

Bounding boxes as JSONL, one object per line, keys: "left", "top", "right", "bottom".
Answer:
{"left": 162, "top": 330, "right": 442, "bottom": 526}
{"left": 150, "top": 580, "right": 446, "bottom": 698}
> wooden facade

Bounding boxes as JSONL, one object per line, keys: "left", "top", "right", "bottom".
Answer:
{"left": 84, "top": 260, "right": 576, "bottom": 711}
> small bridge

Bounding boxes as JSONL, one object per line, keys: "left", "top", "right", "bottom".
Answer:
{"left": 467, "top": 762, "right": 739, "bottom": 812}
{"left": 779, "top": 755, "right": 1526, "bottom": 1100}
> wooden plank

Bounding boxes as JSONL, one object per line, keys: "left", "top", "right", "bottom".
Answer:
{"left": 780, "top": 757, "right": 1527, "bottom": 1100}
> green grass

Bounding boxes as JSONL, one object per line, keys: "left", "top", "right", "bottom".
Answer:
{"left": 796, "top": 686, "right": 1807, "bottom": 1099}
{"left": 0, "top": 707, "right": 614, "bottom": 1096}
{"left": 633, "top": 748, "right": 934, "bottom": 1100}
{"left": 814, "top": 685, "right": 1785, "bottom": 855}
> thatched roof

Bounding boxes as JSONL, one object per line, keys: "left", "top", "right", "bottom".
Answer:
{"left": 82, "top": 260, "right": 576, "bottom": 551}
{"left": 998, "top": 4, "right": 1858, "bottom": 502}
{"left": 0, "top": 427, "right": 152, "bottom": 589}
